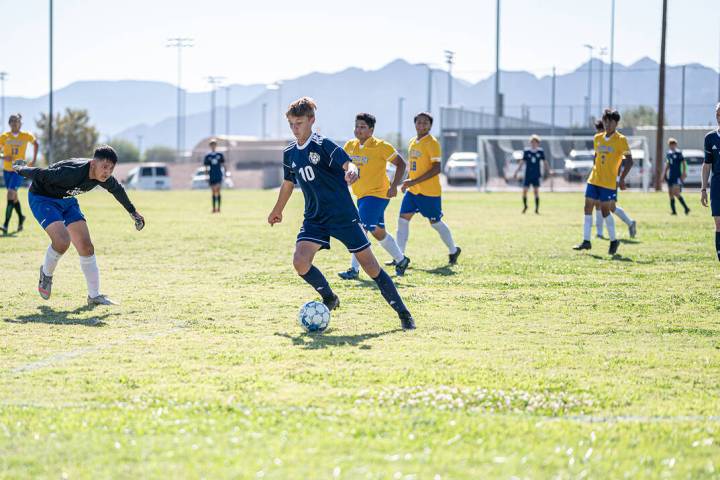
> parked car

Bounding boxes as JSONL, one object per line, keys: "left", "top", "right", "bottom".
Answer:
{"left": 563, "top": 149, "right": 595, "bottom": 182}
{"left": 445, "top": 152, "right": 479, "bottom": 185}
{"left": 190, "top": 166, "right": 234, "bottom": 189}
{"left": 503, "top": 150, "right": 525, "bottom": 182}
{"left": 624, "top": 149, "right": 651, "bottom": 188}
{"left": 680, "top": 149, "right": 704, "bottom": 187}
{"left": 124, "top": 163, "right": 171, "bottom": 190}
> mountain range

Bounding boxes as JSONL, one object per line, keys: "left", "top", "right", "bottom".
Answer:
{"left": 3, "top": 57, "right": 718, "bottom": 150}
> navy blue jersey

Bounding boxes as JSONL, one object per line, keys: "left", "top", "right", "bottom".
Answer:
{"left": 666, "top": 150, "right": 684, "bottom": 179}
{"left": 283, "top": 133, "right": 359, "bottom": 225}
{"left": 705, "top": 130, "right": 720, "bottom": 176}
{"left": 204, "top": 152, "right": 225, "bottom": 177}
{"left": 523, "top": 148, "right": 544, "bottom": 179}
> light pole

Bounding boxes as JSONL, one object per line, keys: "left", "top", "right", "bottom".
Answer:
{"left": 609, "top": 0, "right": 616, "bottom": 107}
{"left": 206, "top": 76, "right": 225, "bottom": 136}
{"left": 398, "top": 96, "right": 405, "bottom": 149}
{"left": 49, "top": 0, "right": 54, "bottom": 164}
{"left": 0, "top": 72, "right": 7, "bottom": 126}
{"left": 225, "top": 86, "right": 231, "bottom": 137}
{"left": 444, "top": 50, "right": 454, "bottom": 106}
{"left": 267, "top": 82, "right": 283, "bottom": 138}
{"left": 655, "top": 0, "right": 668, "bottom": 191}
{"left": 166, "top": 37, "right": 194, "bottom": 161}
{"left": 426, "top": 65, "right": 433, "bottom": 112}
{"left": 584, "top": 44, "right": 594, "bottom": 126}
{"left": 494, "top": 0, "right": 502, "bottom": 132}
{"left": 261, "top": 102, "right": 267, "bottom": 139}
{"left": 598, "top": 47, "right": 608, "bottom": 110}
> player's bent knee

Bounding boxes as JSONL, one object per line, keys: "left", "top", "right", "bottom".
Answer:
{"left": 77, "top": 241, "right": 94, "bottom": 257}
{"left": 292, "top": 254, "right": 311, "bottom": 275}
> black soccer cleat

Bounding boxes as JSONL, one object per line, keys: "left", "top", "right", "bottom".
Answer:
{"left": 337, "top": 268, "right": 359, "bottom": 280}
{"left": 0, "top": 224, "right": 7, "bottom": 235}
{"left": 399, "top": 311, "right": 416, "bottom": 330}
{"left": 384, "top": 259, "right": 397, "bottom": 266}
{"left": 395, "top": 256, "right": 411, "bottom": 276}
{"left": 448, "top": 246, "right": 462, "bottom": 265}
{"left": 573, "top": 240, "right": 592, "bottom": 250}
{"left": 684, "top": 208, "right": 690, "bottom": 215}
{"left": 608, "top": 240, "right": 620, "bottom": 255}
{"left": 17, "top": 215, "right": 25, "bottom": 232}
{"left": 323, "top": 294, "right": 340, "bottom": 311}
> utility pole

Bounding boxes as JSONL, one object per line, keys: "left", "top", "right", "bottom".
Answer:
{"left": 225, "top": 86, "right": 231, "bottom": 137}
{"left": 680, "top": 65, "right": 686, "bottom": 144}
{"left": 655, "top": 0, "right": 668, "bottom": 191}
{"left": 261, "top": 102, "right": 267, "bottom": 139}
{"left": 550, "top": 67, "right": 556, "bottom": 136}
{"left": 166, "top": 37, "right": 194, "bottom": 161}
{"left": 599, "top": 47, "right": 608, "bottom": 110}
{"left": 0, "top": 72, "right": 7, "bottom": 126}
{"left": 49, "top": 0, "right": 54, "bottom": 164}
{"left": 494, "top": 0, "right": 502, "bottom": 133}
{"left": 444, "top": 50, "right": 455, "bottom": 106}
{"left": 584, "top": 44, "right": 594, "bottom": 126}
{"left": 206, "top": 76, "right": 225, "bottom": 137}
{"left": 398, "top": 96, "right": 405, "bottom": 149}
{"left": 609, "top": 0, "right": 616, "bottom": 107}
{"left": 426, "top": 65, "right": 433, "bottom": 112}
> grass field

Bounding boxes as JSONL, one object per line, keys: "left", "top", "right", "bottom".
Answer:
{"left": 1, "top": 189, "right": 719, "bottom": 479}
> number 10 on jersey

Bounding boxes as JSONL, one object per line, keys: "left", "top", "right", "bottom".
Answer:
{"left": 298, "top": 165, "right": 315, "bottom": 182}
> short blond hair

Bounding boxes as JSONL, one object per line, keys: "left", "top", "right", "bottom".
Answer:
{"left": 286, "top": 97, "right": 317, "bottom": 118}
{"left": 667, "top": 137, "right": 678, "bottom": 146}
{"left": 530, "top": 134, "right": 541, "bottom": 143}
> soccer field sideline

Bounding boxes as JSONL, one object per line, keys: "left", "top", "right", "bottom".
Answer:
{"left": 1, "top": 189, "right": 719, "bottom": 479}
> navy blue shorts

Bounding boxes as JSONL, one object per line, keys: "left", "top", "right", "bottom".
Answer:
{"left": 3, "top": 171, "right": 23, "bottom": 191}
{"left": 357, "top": 196, "right": 390, "bottom": 232}
{"left": 28, "top": 192, "right": 85, "bottom": 230}
{"left": 296, "top": 219, "right": 370, "bottom": 253}
{"left": 209, "top": 173, "right": 223, "bottom": 186}
{"left": 585, "top": 183, "right": 617, "bottom": 202}
{"left": 523, "top": 177, "right": 540, "bottom": 188}
{"left": 667, "top": 177, "right": 682, "bottom": 188}
{"left": 711, "top": 178, "right": 720, "bottom": 217}
{"left": 399, "top": 192, "right": 443, "bottom": 222}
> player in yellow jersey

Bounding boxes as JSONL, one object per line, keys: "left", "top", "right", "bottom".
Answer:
{"left": 0, "top": 113, "right": 38, "bottom": 234}
{"left": 574, "top": 109, "right": 633, "bottom": 255}
{"left": 396, "top": 112, "right": 461, "bottom": 265}
{"left": 338, "top": 113, "right": 411, "bottom": 279}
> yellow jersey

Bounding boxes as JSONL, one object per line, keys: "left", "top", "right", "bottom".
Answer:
{"left": 587, "top": 131, "right": 630, "bottom": 190}
{"left": 344, "top": 136, "right": 398, "bottom": 199}
{"left": 407, "top": 134, "right": 441, "bottom": 197}
{"left": 0, "top": 131, "right": 36, "bottom": 172}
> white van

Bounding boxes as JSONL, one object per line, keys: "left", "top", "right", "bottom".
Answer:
{"left": 682, "top": 149, "right": 704, "bottom": 186}
{"left": 125, "top": 163, "right": 172, "bottom": 190}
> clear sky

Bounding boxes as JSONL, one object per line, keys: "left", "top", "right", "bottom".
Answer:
{"left": 3, "top": 0, "right": 719, "bottom": 98}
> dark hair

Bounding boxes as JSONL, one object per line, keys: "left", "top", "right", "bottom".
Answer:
{"left": 8, "top": 113, "right": 21, "bottom": 122}
{"left": 94, "top": 145, "right": 118, "bottom": 164}
{"left": 413, "top": 112, "right": 434, "bottom": 125}
{"left": 286, "top": 97, "right": 317, "bottom": 118}
{"left": 601, "top": 108, "right": 621, "bottom": 122}
{"left": 355, "top": 113, "right": 376, "bottom": 129}
{"left": 594, "top": 119, "right": 605, "bottom": 132}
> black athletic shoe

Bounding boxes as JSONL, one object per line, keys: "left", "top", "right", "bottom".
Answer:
{"left": 384, "top": 259, "right": 397, "bottom": 266}
{"left": 395, "top": 256, "right": 411, "bottom": 276}
{"left": 671, "top": 211, "right": 677, "bottom": 215}
{"left": 17, "top": 215, "right": 25, "bottom": 232}
{"left": 323, "top": 294, "right": 340, "bottom": 311}
{"left": 337, "top": 268, "right": 359, "bottom": 280}
{"left": 399, "top": 311, "right": 416, "bottom": 330}
{"left": 573, "top": 240, "right": 592, "bottom": 250}
{"left": 522, "top": 206, "right": 528, "bottom": 214}
{"left": 448, "top": 246, "right": 462, "bottom": 265}
{"left": 608, "top": 239, "right": 620, "bottom": 255}
{"left": 0, "top": 224, "right": 7, "bottom": 235}
{"left": 684, "top": 208, "right": 690, "bottom": 215}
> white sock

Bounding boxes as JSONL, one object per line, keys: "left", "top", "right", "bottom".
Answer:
{"left": 379, "top": 233, "right": 405, "bottom": 262}
{"left": 42, "top": 246, "right": 63, "bottom": 276}
{"left": 583, "top": 215, "right": 592, "bottom": 241}
{"left": 350, "top": 253, "right": 360, "bottom": 272}
{"left": 613, "top": 206, "right": 633, "bottom": 226}
{"left": 79, "top": 255, "right": 100, "bottom": 298}
{"left": 430, "top": 221, "right": 457, "bottom": 254}
{"left": 595, "top": 209, "right": 604, "bottom": 236}
{"left": 605, "top": 214, "right": 617, "bottom": 241}
{"left": 396, "top": 218, "right": 410, "bottom": 254}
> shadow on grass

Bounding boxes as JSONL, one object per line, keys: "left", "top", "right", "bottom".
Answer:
{"left": 414, "top": 265, "right": 457, "bottom": 276}
{"left": 4, "top": 305, "right": 115, "bottom": 327}
{"left": 588, "top": 253, "right": 635, "bottom": 263}
{"left": 274, "top": 328, "right": 403, "bottom": 350}
{"left": 343, "top": 278, "right": 417, "bottom": 289}
{"left": 619, "top": 239, "right": 641, "bottom": 245}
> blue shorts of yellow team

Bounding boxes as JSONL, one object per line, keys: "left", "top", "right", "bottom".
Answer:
{"left": 524, "top": 176, "right": 540, "bottom": 188}
{"left": 296, "top": 219, "right": 370, "bottom": 253}
{"left": 711, "top": 178, "right": 720, "bottom": 217}
{"left": 585, "top": 183, "right": 617, "bottom": 202}
{"left": 3, "top": 171, "right": 23, "bottom": 191}
{"left": 400, "top": 192, "right": 443, "bottom": 222}
{"left": 28, "top": 192, "right": 86, "bottom": 229}
{"left": 357, "top": 196, "right": 390, "bottom": 232}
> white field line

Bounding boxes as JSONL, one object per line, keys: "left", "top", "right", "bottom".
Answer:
{"left": 7, "top": 324, "right": 186, "bottom": 375}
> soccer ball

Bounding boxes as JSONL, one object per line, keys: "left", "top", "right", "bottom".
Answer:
{"left": 298, "top": 301, "right": 330, "bottom": 333}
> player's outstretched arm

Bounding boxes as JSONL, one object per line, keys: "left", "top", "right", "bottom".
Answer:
{"left": 268, "top": 180, "right": 295, "bottom": 226}
{"left": 662, "top": 163, "right": 669, "bottom": 181}
{"left": 618, "top": 154, "right": 634, "bottom": 190}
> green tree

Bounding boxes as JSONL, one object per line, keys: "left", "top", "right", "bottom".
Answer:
{"left": 36, "top": 108, "right": 99, "bottom": 164}
{"left": 621, "top": 106, "right": 661, "bottom": 128}
{"left": 109, "top": 138, "right": 140, "bottom": 163}
{"left": 143, "top": 145, "right": 176, "bottom": 163}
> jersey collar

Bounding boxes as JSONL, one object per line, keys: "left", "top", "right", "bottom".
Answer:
{"left": 296, "top": 133, "right": 315, "bottom": 151}
{"left": 358, "top": 136, "right": 377, "bottom": 149}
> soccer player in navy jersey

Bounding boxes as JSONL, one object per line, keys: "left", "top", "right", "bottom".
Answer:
{"left": 513, "top": 134, "right": 549, "bottom": 214}
{"left": 267, "top": 97, "right": 415, "bottom": 330}
{"left": 700, "top": 103, "right": 720, "bottom": 261}
{"left": 204, "top": 139, "right": 225, "bottom": 213}
{"left": 14, "top": 145, "right": 144, "bottom": 305}
{"left": 662, "top": 138, "right": 689, "bottom": 215}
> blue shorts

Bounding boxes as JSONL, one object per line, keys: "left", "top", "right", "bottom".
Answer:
{"left": 28, "top": 192, "right": 85, "bottom": 230}
{"left": 296, "top": 219, "right": 370, "bottom": 253}
{"left": 711, "top": 178, "right": 720, "bottom": 217}
{"left": 3, "top": 171, "right": 23, "bottom": 191}
{"left": 399, "top": 192, "right": 443, "bottom": 222}
{"left": 357, "top": 196, "right": 390, "bottom": 232}
{"left": 524, "top": 177, "right": 540, "bottom": 188}
{"left": 585, "top": 183, "right": 617, "bottom": 202}
{"left": 667, "top": 177, "right": 682, "bottom": 188}
{"left": 209, "top": 173, "right": 223, "bottom": 186}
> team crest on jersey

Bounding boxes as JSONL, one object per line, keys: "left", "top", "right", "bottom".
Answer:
{"left": 309, "top": 152, "right": 321, "bottom": 165}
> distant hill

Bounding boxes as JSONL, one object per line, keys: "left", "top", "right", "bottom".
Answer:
{"left": 5, "top": 57, "right": 718, "bottom": 151}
